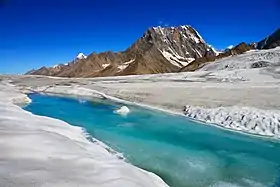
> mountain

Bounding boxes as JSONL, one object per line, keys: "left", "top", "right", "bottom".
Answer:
{"left": 179, "top": 42, "right": 256, "bottom": 72}
{"left": 27, "top": 25, "right": 216, "bottom": 77}
{"left": 257, "top": 28, "right": 280, "bottom": 49}
{"left": 27, "top": 53, "right": 86, "bottom": 77}
{"left": 179, "top": 28, "right": 280, "bottom": 72}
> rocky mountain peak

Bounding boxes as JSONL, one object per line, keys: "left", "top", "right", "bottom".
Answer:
{"left": 137, "top": 25, "right": 216, "bottom": 67}
{"left": 146, "top": 25, "right": 206, "bottom": 45}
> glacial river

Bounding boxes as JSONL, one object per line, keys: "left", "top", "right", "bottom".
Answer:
{"left": 24, "top": 93, "right": 280, "bottom": 187}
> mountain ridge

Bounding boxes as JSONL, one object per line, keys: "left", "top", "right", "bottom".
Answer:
{"left": 27, "top": 25, "right": 215, "bottom": 77}
{"left": 257, "top": 28, "right": 280, "bottom": 49}
{"left": 27, "top": 26, "right": 280, "bottom": 77}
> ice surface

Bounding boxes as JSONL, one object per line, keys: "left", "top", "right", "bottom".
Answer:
{"left": 184, "top": 105, "right": 280, "bottom": 138}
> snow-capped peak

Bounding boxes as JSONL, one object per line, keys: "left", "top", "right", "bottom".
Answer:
{"left": 179, "top": 25, "right": 205, "bottom": 44}
{"left": 179, "top": 25, "right": 190, "bottom": 30}
{"left": 76, "top": 53, "right": 87, "bottom": 60}
{"left": 227, "top": 45, "right": 234, "bottom": 50}
{"left": 152, "top": 25, "right": 205, "bottom": 44}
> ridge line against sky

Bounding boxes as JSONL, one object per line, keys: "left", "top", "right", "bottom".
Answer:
{"left": 0, "top": 0, "right": 279, "bottom": 74}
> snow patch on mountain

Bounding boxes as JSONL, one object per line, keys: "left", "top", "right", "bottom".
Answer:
{"left": 118, "top": 65, "right": 128, "bottom": 71}
{"left": 124, "top": 59, "right": 135, "bottom": 65}
{"left": 102, "top": 64, "right": 110, "bottom": 69}
{"left": 117, "top": 59, "right": 135, "bottom": 72}
{"left": 162, "top": 51, "right": 181, "bottom": 67}
{"left": 161, "top": 50, "right": 193, "bottom": 67}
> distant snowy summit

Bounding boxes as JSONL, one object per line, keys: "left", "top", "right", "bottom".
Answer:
{"left": 27, "top": 53, "right": 88, "bottom": 76}
{"left": 72, "top": 52, "right": 88, "bottom": 64}
{"left": 226, "top": 45, "right": 234, "bottom": 50}
{"left": 27, "top": 26, "right": 280, "bottom": 77}
{"left": 75, "top": 53, "right": 87, "bottom": 61}
{"left": 52, "top": 53, "right": 87, "bottom": 68}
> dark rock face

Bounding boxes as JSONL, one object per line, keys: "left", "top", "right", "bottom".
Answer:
{"left": 180, "top": 42, "right": 256, "bottom": 72}
{"left": 257, "top": 28, "right": 280, "bottom": 49}
{"left": 27, "top": 26, "right": 215, "bottom": 77}
{"left": 250, "top": 61, "right": 271, "bottom": 68}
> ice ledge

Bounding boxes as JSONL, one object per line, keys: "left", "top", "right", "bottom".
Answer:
{"left": 184, "top": 105, "right": 280, "bottom": 138}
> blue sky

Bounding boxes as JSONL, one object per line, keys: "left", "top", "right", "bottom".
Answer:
{"left": 0, "top": 0, "right": 279, "bottom": 74}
